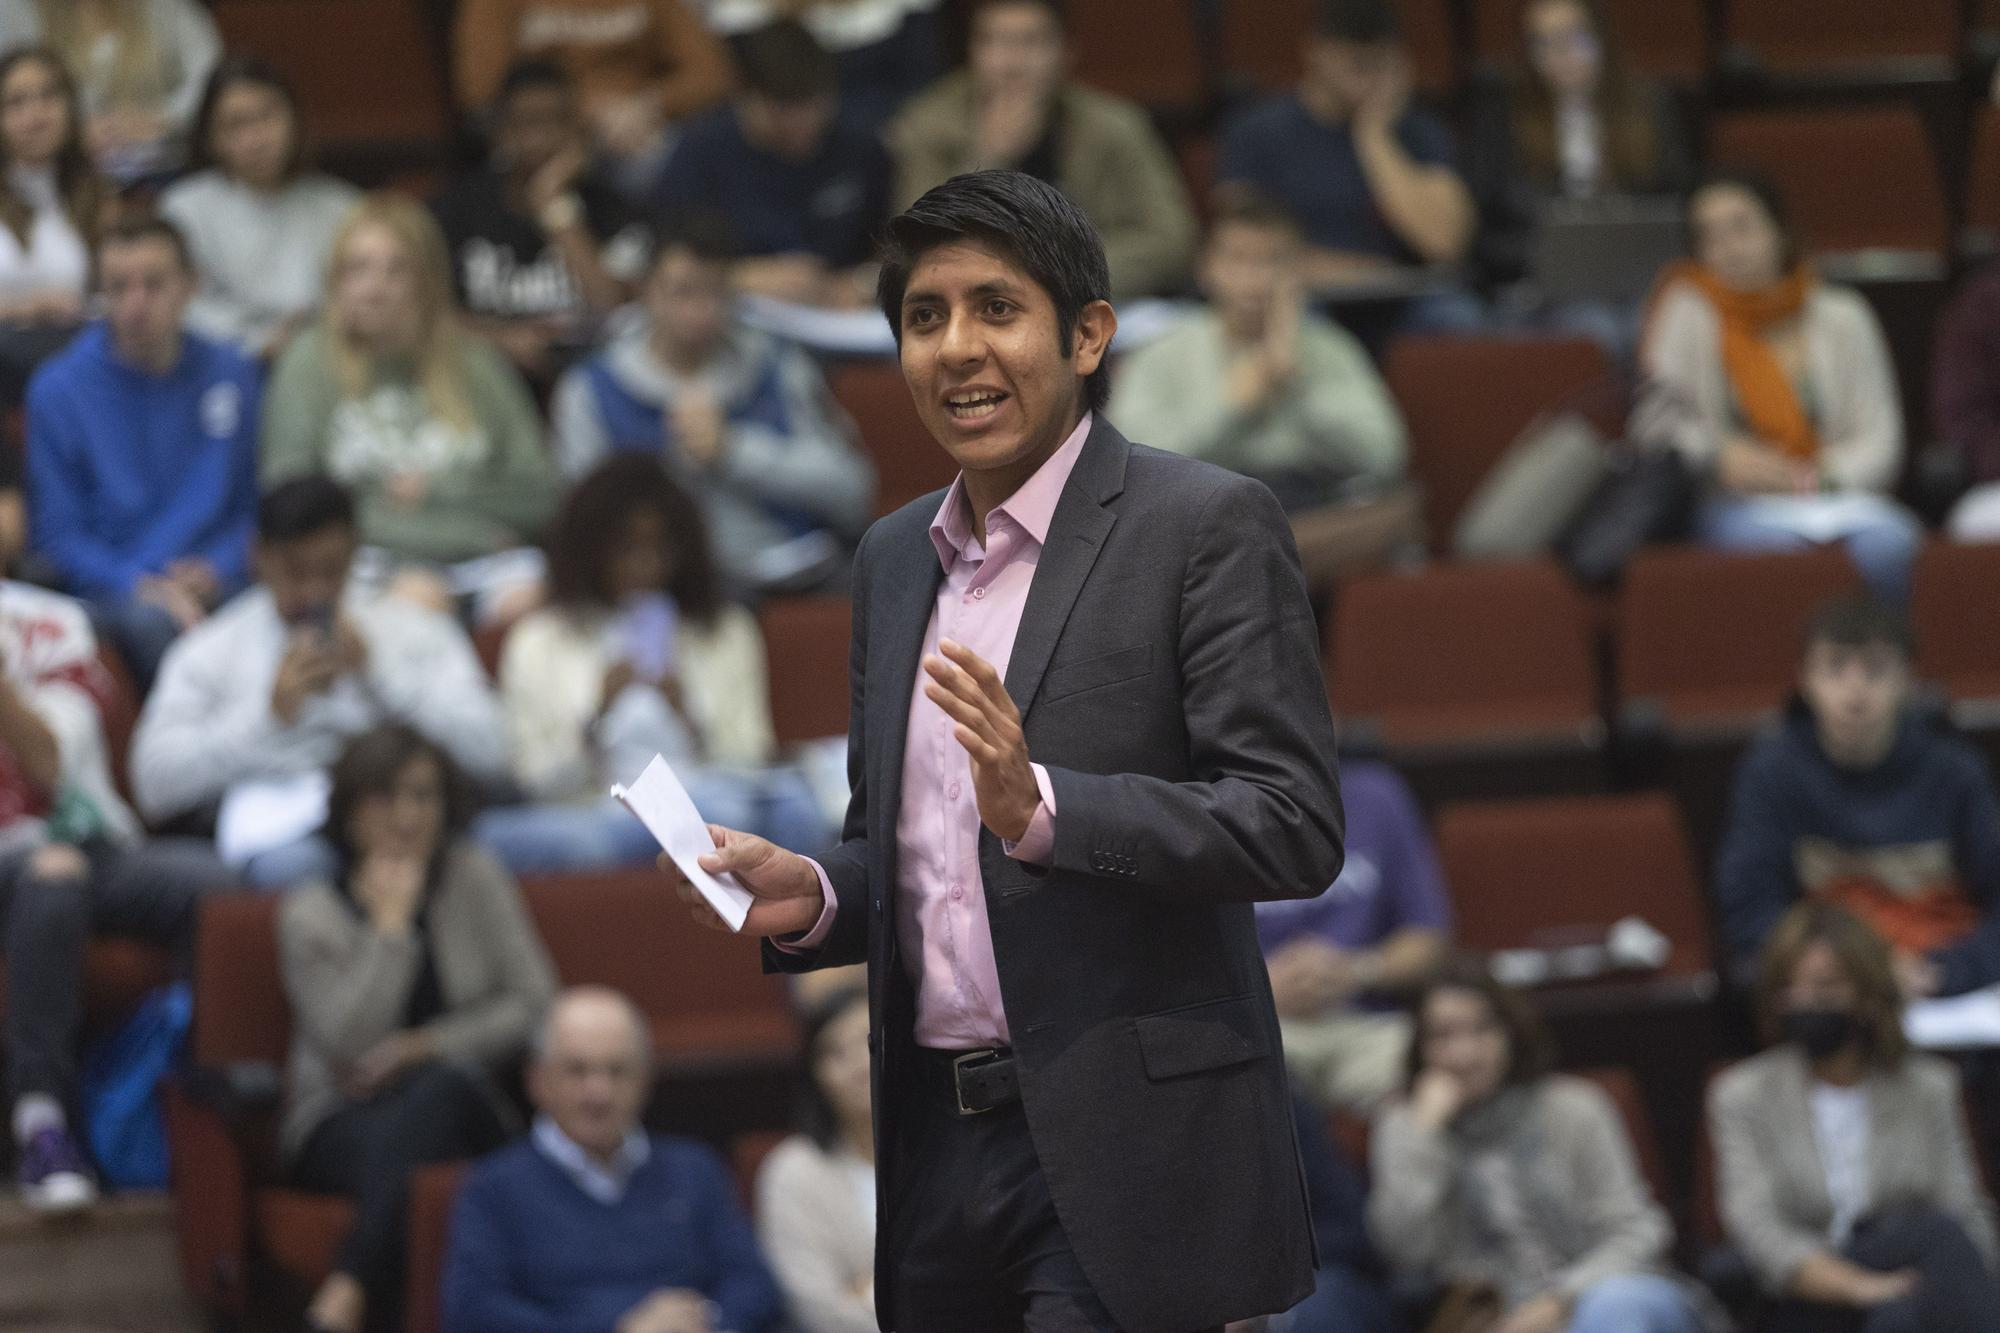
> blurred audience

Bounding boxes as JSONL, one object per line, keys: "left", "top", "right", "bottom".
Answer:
{"left": 1216, "top": 0, "right": 1479, "bottom": 342}
{"left": 1108, "top": 191, "right": 1414, "bottom": 589}
{"left": 1635, "top": 172, "right": 1916, "bottom": 601}
{"left": 0, "top": 48, "right": 106, "bottom": 408}
{"left": 443, "top": 986, "right": 785, "bottom": 1333}
{"left": 1274, "top": 1083, "right": 1392, "bottom": 1332}
{"left": 484, "top": 455, "right": 829, "bottom": 871}
{"left": 1254, "top": 760, "right": 1450, "bottom": 1116}
{"left": 453, "top": 0, "right": 732, "bottom": 198}
{"left": 0, "top": 0, "right": 219, "bottom": 181}
{"left": 655, "top": 20, "right": 892, "bottom": 310}
{"left": 433, "top": 59, "right": 651, "bottom": 384}
{"left": 1709, "top": 904, "right": 2000, "bottom": 1332}
{"left": 160, "top": 58, "right": 359, "bottom": 361}
{"left": 890, "top": 0, "right": 1195, "bottom": 302}
{"left": 1370, "top": 960, "right": 1712, "bottom": 1333}
{"left": 25, "top": 214, "right": 259, "bottom": 688}
{"left": 1714, "top": 597, "right": 2000, "bottom": 998}
{"left": 262, "top": 193, "right": 558, "bottom": 624}
{"left": 552, "top": 216, "right": 872, "bottom": 592}
{"left": 1929, "top": 259, "right": 2000, "bottom": 541}
{"left": 0, "top": 577, "right": 226, "bottom": 1215}
{"left": 279, "top": 723, "right": 556, "bottom": 1333}
{"left": 130, "top": 476, "right": 509, "bottom": 890}
{"left": 702, "top": 0, "right": 942, "bottom": 135}
{"left": 755, "top": 983, "right": 877, "bottom": 1333}
{"left": 1467, "top": 0, "right": 1693, "bottom": 339}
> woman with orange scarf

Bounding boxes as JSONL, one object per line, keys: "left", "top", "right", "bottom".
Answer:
{"left": 1635, "top": 172, "right": 1918, "bottom": 599}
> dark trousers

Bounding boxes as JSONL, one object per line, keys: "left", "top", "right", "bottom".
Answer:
{"left": 293, "top": 1062, "right": 506, "bottom": 1328}
{"left": 0, "top": 838, "right": 223, "bottom": 1106}
{"left": 1761, "top": 1205, "right": 2000, "bottom": 1333}
{"left": 86, "top": 597, "right": 182, "bottom": 693}
{"left": 885, "top": 1048, "right": 1223, "bottom": 1333}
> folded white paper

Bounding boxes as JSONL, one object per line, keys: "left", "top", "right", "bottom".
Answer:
{"left": 611, "top": 755, "right": 754, "bottom": 932}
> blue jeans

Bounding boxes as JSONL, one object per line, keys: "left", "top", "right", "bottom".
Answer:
{"left": 1270, "top": 1264, "right": 1392, "bottom": 1333}
{"left": 1566, "top": 1273, "right": 1704, "bottom": 1333}
{"left": 1695, "top": 493, "right": 1922, "bottom": 603}
{"left": 473, "top": 768, "right": 832, "bottom": 876}
{"left": 241, "top": 834, "right": 338, "bottom": 892}
{"left": 86, "top": 596, "right": 182, "bottom": 692}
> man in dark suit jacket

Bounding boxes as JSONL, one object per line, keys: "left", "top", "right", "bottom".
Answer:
{"left": 665, "top": 170, "right": 1345, "bottom": 1333}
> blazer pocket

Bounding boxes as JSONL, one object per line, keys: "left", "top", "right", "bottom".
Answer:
{"left": 1134, "top": 994, "right": 1267, "bottom": 1080}
{"left": 1039, "top": 643, "right": 1154, "bottom": 705}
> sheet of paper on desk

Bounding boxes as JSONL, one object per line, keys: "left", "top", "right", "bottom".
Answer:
{"left": 610, "top": 755, "right": 753, "bottom": 932}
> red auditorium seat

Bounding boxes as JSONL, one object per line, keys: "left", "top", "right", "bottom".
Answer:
{"left": 1723, "top": 0, "right": 1961, "bottom": 79}
{"left": 1708, "top": 106, "right": 1950, "bottom": 262}
{"left": 829, "top": 359, "right": 959, "bottom": 517}
{"left": 1472, "top": 0, "right": 1708, "bottom": 83}
{"left": 760, "top": 596, "right": 852, "bottom": 746}
{"left": 1222, "top": 0, "right": 1458, "bottom": 97}
{"left": 211, "top": 0, "right": 450, "bottom": 167}
{"left": 1382, "top": 335, "right": 1617, "bottom": 549}
{"left": 731, "top": 1128, "right": 789, "bottom": 1211}
{"left": 1325, "top": 558, "right": 1606, "bottom": 805}
{"left": 1434, "top": 791, "right": 1715, "bottom": 989}
{"left": 1064, "top": 0, "right": 1208, "bottom": 114}
{"left": 1912, "top": 541, "right": 2000, "bottom": 701}
{"left": 404, "top": 1162, "right": 469, "bottom": 1333}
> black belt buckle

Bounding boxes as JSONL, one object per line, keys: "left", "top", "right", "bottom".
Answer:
{"left": 952, "top": 1048, "right": 1014, "bottom": 1116}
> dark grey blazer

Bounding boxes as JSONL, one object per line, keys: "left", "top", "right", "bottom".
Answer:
{"left": 767, "top": 416, "right": 1346, "bottom": 1333}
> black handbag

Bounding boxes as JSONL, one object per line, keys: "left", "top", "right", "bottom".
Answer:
{"left": 1556, "top": 444, "right": 1698, "bottom": 586}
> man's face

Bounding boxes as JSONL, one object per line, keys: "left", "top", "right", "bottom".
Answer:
{"left": 100, "top": 237, "right": 193, "bottom": 363}
{"left": 257, "top": 524, "right": 357, "bottom": 625}
{"left": 1800, "top": 639, "right": 1909, "bottom": 765}
{"left": 529, "top": 1001, "right": 652, "bottom": 1160}
{"left": 1199, "top": 218, "right": 1296, "bottom": 330}
{"left": 970, "top": 2, "right": 1066, "bottom": 102}
{"left": 645, "top": 248, "right": 731, "bottom": 359}
{"left": 896, "top": 237, "right": 1112, "bottom": 485}
{"left": 1303, "top": 36, "right": 1398, "bottom": 116}
{"left": 738, "top": 90, "right": 835, "bottom": 163}
{"left": 495, "top": 83, "right": 578, "bottom": 178}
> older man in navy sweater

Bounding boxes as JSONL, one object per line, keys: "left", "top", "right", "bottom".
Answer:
{"left": 442, "top": 987, "right": 783, "bottom": 1333}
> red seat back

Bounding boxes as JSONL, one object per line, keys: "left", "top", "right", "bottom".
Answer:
{"left": 829, "top": 360, "right": 958, "bottom": 518}
{"left": 1616, "top": 546, "right": 1863, "bottom": 725}
{"left": 191, "top": 894, "right": 290, "bottom": 1069}
{"left": 1434, "top": 792, "right": 1714, "bottom": 977}
{"left": 760, "top": 597, "right": 853, "bottom": 746}
{"left": 1383, "top": 335, "right": 1616, "bottom": 547}
{"left": 1065, "top": 0, "right": 1208, "bottom": 111}
{"left": 1911, "top": 541, "right": 2000, "bottom": 699}
{"left": 405, "top": 1162, "right": 471, "bottom": 1333}
{"left": 1327, "top": 559, "right": 1598, "bottom": 744}
{"left": 1724, "top": 0, "right": 1960, "bottom": 76}
{"left": 1709, "top": 106, "right": 1949, "bottom": 259}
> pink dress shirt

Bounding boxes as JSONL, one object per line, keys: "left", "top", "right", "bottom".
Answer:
{"left": 786, "top": 415, "right": 1091, "bottom": 1048}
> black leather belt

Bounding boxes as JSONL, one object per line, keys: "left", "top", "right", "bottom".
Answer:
{"left": 920, "top": 1046, "right": 1021, "bottom": 1115}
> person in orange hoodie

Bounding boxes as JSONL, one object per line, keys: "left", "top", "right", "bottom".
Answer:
{"left": 454, "top": 0, "right": 731, "bottom": 195}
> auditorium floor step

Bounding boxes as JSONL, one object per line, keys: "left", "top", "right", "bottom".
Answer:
{"left": 0, "top": 1190, "right": 203, "bottom": 1331}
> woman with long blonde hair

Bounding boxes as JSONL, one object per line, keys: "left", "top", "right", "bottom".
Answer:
{"left": 0, "top": 47, "right": 109, "bottom": 406}
{"left": 0, "top": 0, "right": 219, "bottom": 179}
{"left": 262, "top": 193, "right": 556, "bottom": 621}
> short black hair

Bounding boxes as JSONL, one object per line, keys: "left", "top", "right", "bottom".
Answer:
{"left": 652, "top": 210, "right": 741, "bottom": 271}
{"left": 1690, "top": 168, "right": 1801, "bottom": 270}
{"left": 97, "top": 213, "right": 194, "bottom": 274}
{"left": 495, "top": 57, "right": 575, "bottom": 111}
{"left": 735, "top": 19, "right": 837, "bottom": 103}
{"left": 970, "top": 0, "right": 1067, "bottom": 30}
{"left": 190, "top": 56, "right": 308, "bottom": 180}
{"left": 1804, "top": 594, "right": 1915, "bottom": 662}
{"left": 876, "top": 169, "right": 1113, "bottom": 413}
{"left": 1207, "top": 184, "right": 1303, "bottom": 240}
{"left": 258, "top": 474, "right": 357, "bottom": 544}
{"left": 1319, "top": 0, "right": 1401, "bottom": 44}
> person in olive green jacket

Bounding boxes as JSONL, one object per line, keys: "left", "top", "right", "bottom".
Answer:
{"left": 261, "top": 193, "right": 556, "bottom": 621}
{"left": 889, "top": 0, "right": 1196, "bottom": 301}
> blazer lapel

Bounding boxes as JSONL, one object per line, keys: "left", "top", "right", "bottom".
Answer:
{"left": 1005, "top": 418, "right": 1130, "bottom": 717}
{"left": 870, "top": 525, "right": 945, "bottom": 851}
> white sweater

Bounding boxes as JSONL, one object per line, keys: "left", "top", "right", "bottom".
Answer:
{"left": 160, "top": 170, "right": 359, "bottom": 351}
{"left": 499, "top": 603, "right": 777, "bottom": 803}
{"left": 129, "top": 584, "right": 509, "bottom": 821}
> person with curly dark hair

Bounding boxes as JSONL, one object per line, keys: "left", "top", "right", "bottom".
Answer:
{"left": 477, "top": 452, "right": 831, "bottom": 871}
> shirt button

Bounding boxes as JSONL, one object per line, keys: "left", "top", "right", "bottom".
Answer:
{"left": 972, "top": 587, "right": 986, "bottom": 600}
{"left": 950, "top": 883, "right": 965, "bottom": 902}
{"left": 947, "top": 782, "right": 961, "bottom": 800}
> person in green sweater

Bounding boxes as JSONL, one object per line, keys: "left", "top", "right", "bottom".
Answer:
{"left": 1107, "top": 189, "right": 1417, "bottom": 590}
{"left": 261, "top": 192, "right": 557, "bottom": 623}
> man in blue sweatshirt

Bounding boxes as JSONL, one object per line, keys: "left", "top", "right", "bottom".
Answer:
{"left": 1715, "top": 596, "right": 2000, "bottom": 997}
{"left": 442, "top": 987, "right": 784, "bottom": 1333}
{"left": 25, "top": 216, "right": 261, "bottom": 687}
